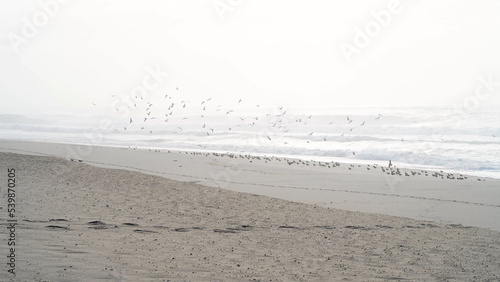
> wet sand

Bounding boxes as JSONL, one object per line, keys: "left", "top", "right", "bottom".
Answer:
{"left": 1, "top": 139, "right": 500, "bottom": 231}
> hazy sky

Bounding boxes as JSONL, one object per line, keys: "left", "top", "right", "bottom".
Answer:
{"left": 1, "top": 0, "right": 500, "bottom": 114}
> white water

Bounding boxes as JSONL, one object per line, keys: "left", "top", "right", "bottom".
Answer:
{"left": 1, "top": 106, "right": 499, "bottom": 179}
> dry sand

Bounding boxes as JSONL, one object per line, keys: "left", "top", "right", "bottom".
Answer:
{"left": 1, "top": 150, "right": 500, "bottom": 281}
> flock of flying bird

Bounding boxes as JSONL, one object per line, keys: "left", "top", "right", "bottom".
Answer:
{"left": 92, "top": 88, "right": 384, "bottom": 157}
{"left": 88, "top": 89, "right": 493, "bottom": 182}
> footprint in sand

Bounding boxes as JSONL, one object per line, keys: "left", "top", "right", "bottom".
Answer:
{"left": 87, "top": 220, "right": 108, "bottom": 230}
{"left": 46, "top": 225, "right": 70, "bottom": 230}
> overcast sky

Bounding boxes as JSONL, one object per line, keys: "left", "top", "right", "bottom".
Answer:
{"left": 1, "top": 0, "right": 500, "bottom": 114}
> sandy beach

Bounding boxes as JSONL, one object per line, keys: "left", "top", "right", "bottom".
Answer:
{"left": 1, "top": 140, "right": 500, "bottom": 231}
{"left": 0, "top": 140, "right": 499, "bottom": 280}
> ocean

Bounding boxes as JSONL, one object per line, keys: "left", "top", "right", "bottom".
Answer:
{"left": 1, "top": 106, "right": 499, "bottom": 179}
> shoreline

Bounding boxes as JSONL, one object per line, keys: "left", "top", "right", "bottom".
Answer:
{"left": 0, "top": 137, "right": 497, "bottom": 180}
{"left": 1, "top": 150, "right": 499, "bottom": 280}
